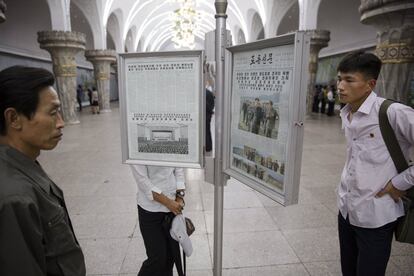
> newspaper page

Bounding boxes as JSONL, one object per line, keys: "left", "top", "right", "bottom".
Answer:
{"left": 230, "top": 45, "right": 294, "bottom": 193}
{"left": 125, "top": 55, "right": 201, "bottom": 164}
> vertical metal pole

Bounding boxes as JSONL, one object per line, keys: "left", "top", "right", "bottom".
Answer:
{"left": 213, "top": 1, "right": 227, "bottom": 276}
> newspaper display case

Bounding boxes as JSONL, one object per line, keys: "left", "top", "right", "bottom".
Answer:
{"left": 223, "top": 32, "right": 310, "bottom": 205}
{"left": 118, "top": 51, "right": 204, "bottom": 168}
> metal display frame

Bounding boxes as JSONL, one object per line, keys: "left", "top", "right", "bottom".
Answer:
{"left": 222, "top": 32, "right": 310, "bottom": 206}
{"left": 118, "top": 50, "right": 205, "bottom": 168}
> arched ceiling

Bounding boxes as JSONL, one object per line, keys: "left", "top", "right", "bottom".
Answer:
{"left": 0, "top": 0, "right": 376, "bottom": 61}
{"left": 125, "top": 26, "right": 137, "bottom": 52}
{"left": 107, "top": 32, "right": 116, "bottom": 50}
{"left": 250, "top": 11, "right": 265, "bottom": 41}
{"left": 70, "top": 1, "right": 94, "bottom": 49}
{"left": 103, "top": 0, "right": 266, "bottom": 51}
{"left": 277, "top": 1, "right": 299, "bottom": 35}
{"left": 236, "top": 27, "right": 246, "bottom": 44}
{"left": 106, "top": 9, "right": 123, "bottom": 52}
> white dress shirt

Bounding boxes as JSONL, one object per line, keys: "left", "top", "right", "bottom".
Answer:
{"left": 131, "top": 165, "right": 185, "bottom": 213}
{"left": 327, "top": 90, "right": 334, "bottom": 102}
{"left": 338, "top": 92, "right": 414, "bottom": 228}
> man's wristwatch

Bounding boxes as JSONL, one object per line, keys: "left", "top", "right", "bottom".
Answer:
{"left": 176, "top": 190, "right": 185, "bottom": 199}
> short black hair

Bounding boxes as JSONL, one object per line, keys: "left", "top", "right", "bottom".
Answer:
{"left": 0, "top": 66, "right": 55, "bottom": 135}
{"left": 337, "top": 51, "right": 382, "bottom": 80}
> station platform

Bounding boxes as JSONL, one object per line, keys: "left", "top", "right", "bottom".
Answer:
{"left": 38, "top": 103, "right": 414, "bottom": 275}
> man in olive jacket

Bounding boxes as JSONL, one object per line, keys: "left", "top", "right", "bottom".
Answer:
{"left": 0, "top": 66, "right": 86, "bottom": 275}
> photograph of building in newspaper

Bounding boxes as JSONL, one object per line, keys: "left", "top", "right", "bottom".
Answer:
{"left": 137, "top": 123, "right": 189, "bottom": 155}
{"left": 230, "top": 45, "right": 295, "bottom": 193}
{"left": 119, "top": 51, "right": 203, "bottom": 167}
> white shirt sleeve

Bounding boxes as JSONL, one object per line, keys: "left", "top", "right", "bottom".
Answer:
{"left": 130, "top": 165, "right": 162, "bottom": 200}
{"left": 174, "top": 168, "right": 186, "bottom": 190}
{"left": 388, "top": 104, "right": 414, "bottom": 191}
{"left": 327, "top": 91, "right": 334, "bottom": 102}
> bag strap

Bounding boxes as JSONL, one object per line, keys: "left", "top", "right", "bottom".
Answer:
{"left": 378, "top": 100, "right": 409, "bottom": 173}
{"left": 171, "top": 238, "right": 184, "bottom": 276}
{"left": 183, "top": 249, "right": 186, "bottom": 276}
{"left": 163, "top": 213, "right": 184, "bottom": 276}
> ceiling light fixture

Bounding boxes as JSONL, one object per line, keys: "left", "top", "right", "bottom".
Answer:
{"left": 170, "top": 0, "right": 200, "bottom": 49}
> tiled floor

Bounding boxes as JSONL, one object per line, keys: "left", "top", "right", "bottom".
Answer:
{"left": 38, "top": 104, "right": 414, "bottom": 275}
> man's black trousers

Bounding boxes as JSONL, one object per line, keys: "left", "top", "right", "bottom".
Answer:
{"left": 138, "top": 206, "right": 177, "bottom": 276}
{"left": 206, "top": 113, "right": 212, "bottom": 152}
{"left": 338, "top": 213, "right": 397, "bottom": 276}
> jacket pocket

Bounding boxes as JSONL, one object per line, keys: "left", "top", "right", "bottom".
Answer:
{"left": 44, "top": 209, "right": 79, "bottom": 257}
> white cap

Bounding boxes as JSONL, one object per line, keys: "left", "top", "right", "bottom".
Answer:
{"left": 170, "top": 214, "right": 193, "bottom": 256}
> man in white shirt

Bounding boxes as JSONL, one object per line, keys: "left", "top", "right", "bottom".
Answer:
{"left": 130, "top": 165, "right": 186, "bottom": 276}
{"left": 326, "top": 85, "right": 336, "bottom": 116}
{"left": 336, "top": 51, "right": 414, "bottom": 276}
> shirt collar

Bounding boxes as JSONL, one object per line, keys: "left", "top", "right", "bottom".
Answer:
{"left": 340, "top": 104, "right": 351, "bottom": 129}
{"left": 357, "top": 92, "right": 377, "bottom": 115}
{"left": 339, "top": 92, "right": 377, "bottom": 129}
{"left": 0, "top": 144, "right": 52, "bottom": 195}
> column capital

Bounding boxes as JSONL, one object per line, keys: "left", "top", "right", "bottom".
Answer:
{"left": 0, "top": 1, "right": 7, "bottom": 23}
{"left": 37, "top": 31, "right": 86, "bottom": 51}
{"left": 359, "top": 0, "right": 414, "bottom": 64}
{"left": 308, "top": 29, "right": 331, "bottom": 51}
{"left": 85, "top": 49, "right": 117, "bottom": 64}
{"left": 360, "top": 0, "right": 414, "bottom": 25}
{"left": 376, "top": 40, "right": 414, "bottom": 64}
{"left": 359, "top": 0, "right": 414, "bottom": 105}
{"left": 360, "top": 0, "right": 400, "bottom": 13}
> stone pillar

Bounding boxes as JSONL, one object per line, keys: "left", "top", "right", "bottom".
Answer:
{"left": 85, "top": 50, "right": 117, "bottom": 113}
{"left": 360, "top": 0, "right": 414, "bottom": 105}
{"left": 0, "top": 1, "right": 6, "bottom": 23}
{"left": 306, "top": 30, "right": 330, "bottom": 115}
{"left": 38, "top": 31, "right": 86, "bottom": 124}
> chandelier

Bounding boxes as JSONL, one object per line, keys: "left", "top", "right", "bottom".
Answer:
{"left": 170, "top": 0, "right": 200, "bottom": 49}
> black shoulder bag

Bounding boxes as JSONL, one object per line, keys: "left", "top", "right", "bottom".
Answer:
{"left": 379, "top": 100, "right": 414, "bottom": 244}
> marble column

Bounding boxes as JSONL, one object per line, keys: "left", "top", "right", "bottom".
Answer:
{"left": 0, "top": 0, "right": 7, "bottom": 23}
{"left": 85, "top": 50, "right": 117, "bottom": 113}
{"left": 306, "top": 30, "right": 330, "bottom": 115}
{"left": 360, "top": 0, "right": 414, "bottom": 105}
{"left": 38, "top": 31, "right": 86, "bottom": 124}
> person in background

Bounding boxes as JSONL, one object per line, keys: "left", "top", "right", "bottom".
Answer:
{"left": 76, "top": 84, "right": 83, "bottom": 112}
{"left": 312, "top": 85, "right": 321, "bottom": 113}
{"left": 130, "top": 165, "right": 185, "bottom": 276}
{"left": 205, "top": 80, "right": 215, "bottom": 153}
{"left": 91, "top": 86, "right": 99, "bottom": 114}
{"left": 326, "top": 85, "right": 336, "bottom": 116}
{"left": 87, "top": 87, "right": 92, "bottom": 105}
{"left": 320, "top": 85, "right": 327, "bottom": 114}
{"left": 336, "top": 51, "right": 414, "bottom": 276}
{"left": 0, "top": 66, "right": 86, "bottom": 275}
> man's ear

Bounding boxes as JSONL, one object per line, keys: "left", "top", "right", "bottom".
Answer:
{"left": 4, "top": 108, "right": 22, "bottom": 131}
{"left": 368, "top": 79, "right": 377, "bottom": 91}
